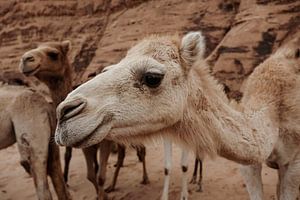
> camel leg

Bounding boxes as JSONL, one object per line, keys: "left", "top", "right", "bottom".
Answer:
{"left": 12, "top": 99, "right": 54, "bottom": 200}
{"left": 31, "top": 156, "right": 52, "bottom": 200}
{"left": 190, "top": 158, "right": 198, "bottom": 184}
{"left": 48, "top": 143, "right": 72, "bottom": 200}
{"left": 136, "top": 145, "right": 150, "bottom": 185}
{"left": 180, "top": 148, "right": 189, "bottom": 200}
{"left": 16, "top": 134, "right": 52, "bottom": 200}
{"left": 240, "top": 164, "right": 263, "bottom": 200}
{"left": 97, "top": 140, "right": 112, "bottom": 200}
{"left": 64, "top": 147, "right": 72, "bottom": 183}
{"left": 197, "top": 159, "right": 203, "bottom": 192}
{"left": 279, "top": 153, "right": 300, "bottom": 200}
{"left": 82, "top": 145, "right": 99, "bottom": 192}
{"left": 276, "top": 165, "right": 287, "bottom": 199}
{"left": 105, "top": 144, "right": 125, "bottom": 193}
{"left": 161, "top": 138, "right": 172, "bottom": 200}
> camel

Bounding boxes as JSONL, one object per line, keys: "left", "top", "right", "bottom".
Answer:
{"left": 19, "top": 41, "right": 149, "bottom": 200}
{"left": 55, "top": 32, "right": 300, "bottom": 199}
{"left": 0, "top": 83, "right": 71, "bottom": 200}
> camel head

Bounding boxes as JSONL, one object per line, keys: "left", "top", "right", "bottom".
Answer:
{"left": 55, "top": 32, "right": 206, "bottom": 148}
{"left": 19, "top": 41, "right": 71, "bottom": 79}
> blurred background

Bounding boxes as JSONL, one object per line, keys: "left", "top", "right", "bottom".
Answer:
{"left": 0, "top": 0, "right": 299, "bottom": 199}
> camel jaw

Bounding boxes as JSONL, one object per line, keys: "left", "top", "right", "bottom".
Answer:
{"left": 55, "top": 116, "right": 112, "bottom": 148}
{"left": 20, "top": 64, "right": 41, "bottom": 76}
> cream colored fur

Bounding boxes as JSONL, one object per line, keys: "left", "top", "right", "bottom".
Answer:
{"left": 55, "top": 32, "right": 300, "bottom": 199}
{"left": 0, "top": 84, "right": 71, "bottom": 200}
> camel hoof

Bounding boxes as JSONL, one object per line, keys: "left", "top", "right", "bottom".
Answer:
{"left": 98, "top": 191, "right": 109, "bottom": 200}
{"left": 190, "top": 177, "right": 197, "bottom": 184}
{"left": 160, "top": 194, "right": 168, "bottom": 200}
{"left": 180, "top": 195, "right": 188, "bottom": 200}
{"left": 140, "top": 178, "right": 150, "bottom": 185}
{"left": 105, "top": 186, "right": 115, "bottom": 193}
{"left": 113, "top": 163, "right": 124, "bottom": 167}
{"left": 97, "top": 195, "right": 109, "bottom": 200}
{"left": 196, "top": 186, "right": 203, "bottom": 192}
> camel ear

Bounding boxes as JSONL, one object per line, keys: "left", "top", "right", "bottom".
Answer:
{"left": 180, "top": 31, "right": 205, "bottom": 69}
{"left": 61, "top": 40, "right": 71, "bottom": 55}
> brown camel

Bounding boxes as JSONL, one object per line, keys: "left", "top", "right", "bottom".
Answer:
{"left": 0, "top": 82, "right": 71, "bottom": 200}
{"left": 55, "top": 32, "right": 300, "bottom": 199}
{"left": 19, "top": 41, "right": 149, "bottom": 200}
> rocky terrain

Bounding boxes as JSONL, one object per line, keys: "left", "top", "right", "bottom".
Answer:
{"left": 0, "top": 0, "right": 299, "bottom": 200}
{"left": 0, "top": 0, "right": 299, "bottom": 98}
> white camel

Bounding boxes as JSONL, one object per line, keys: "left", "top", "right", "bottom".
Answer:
{"left": 55, "top": 32, "right": 300, "bottom": 199}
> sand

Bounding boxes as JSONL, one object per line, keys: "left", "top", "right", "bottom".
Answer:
{"left": 0, "top": 143, "right": 278, "bottom": 200}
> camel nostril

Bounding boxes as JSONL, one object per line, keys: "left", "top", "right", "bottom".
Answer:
{"left": 23, "top": 56, "right": 35, "bottom": 63}
{"left": 58, "top": 98, "right": 87, "bottom": 121}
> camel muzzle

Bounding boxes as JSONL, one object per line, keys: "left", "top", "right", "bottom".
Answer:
{"left": 19, "top": 53, "right": 41, "bottom": 75}
{"left": 22, "top": 55, "right": 35, "bottom": 63}
{"left": 57, "top": 97, "right": 87, "bottom": 122}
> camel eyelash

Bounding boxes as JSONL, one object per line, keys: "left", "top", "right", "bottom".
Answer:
{"left": 129, "top": 67, "right": 147, "bottom": 81}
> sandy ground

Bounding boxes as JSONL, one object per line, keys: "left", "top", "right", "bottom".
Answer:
{"left": 0, "top": 143, "right": 278, "bottom": 200}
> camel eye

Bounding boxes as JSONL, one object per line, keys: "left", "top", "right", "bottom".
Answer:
{"left": 47, "top": 51, "right": 59, "bottom": 61}
{"left": 142, "top": 72, "right": 164, "bottom": 88}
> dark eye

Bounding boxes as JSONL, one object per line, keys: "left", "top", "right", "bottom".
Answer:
{"left": 142, "top": 72, "right": 164, "bottom": 88}
{"left": 47, "top": 52, "right": 59, "bottom": 60}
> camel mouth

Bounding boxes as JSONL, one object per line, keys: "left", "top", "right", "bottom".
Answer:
{"left": 72, "top": 122, "right": 112, "bottom": 148}
{"left": 71, "top": 130, "right": 97, "bottom": 148}
{"left": 56, "top": 114, "right": 113, "bottom": 148}
{"left": 22, "top": 65, "right": 40, "bottom": 76}
{"left": 55, "top": 125, "right": 99, "bottom": 148}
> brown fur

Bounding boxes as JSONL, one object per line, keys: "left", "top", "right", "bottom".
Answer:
{"left": 20, "top": 41, "right": 149, "bottom": 200}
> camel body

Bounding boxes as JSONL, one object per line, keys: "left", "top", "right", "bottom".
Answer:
{"left": 239, "top": 45, "right": 300, "bottom": 199}
{"left": 0, "top": 84, "right": 70, "bottom": 200}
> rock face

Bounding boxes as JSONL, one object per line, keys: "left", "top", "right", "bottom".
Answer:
{"left": 0, "top": 0, "right": 299, "bottom": 99}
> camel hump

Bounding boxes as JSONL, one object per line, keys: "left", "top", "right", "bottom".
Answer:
{"left": 0, "top": 72, "right": 29, "bottom": 86}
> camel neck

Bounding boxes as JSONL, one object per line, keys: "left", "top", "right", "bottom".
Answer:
{"left": 39, "top": 65, "right": 73, "bottom": 106}
{"left": 177, "top": 65, "right": 277, "bottom": 165}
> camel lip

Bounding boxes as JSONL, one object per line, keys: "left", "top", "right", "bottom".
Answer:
{"left": 63, "top": 118, "right": 112, "bottom": 148}
{"left": 59, "top": 100, "right": 87, "bottom": 122}
{"left": 22, "top": 65, "right": 40, "bottom": 76}
{"left": 57, "top": 125, "right": 98, "bottom": 148}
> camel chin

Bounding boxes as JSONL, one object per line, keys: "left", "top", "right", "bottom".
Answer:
{"left": 55, "top": 115, "right": 112, "bottom": 148}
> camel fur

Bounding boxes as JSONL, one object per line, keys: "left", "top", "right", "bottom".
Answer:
{"left": 19, "top": 41, "right": 149, "bottom": 200}
{"left": 0, "top": 83, "right": 71, "bottom": 200}
{"left": 55, "top": 32, "right": 300, "bottom": 199}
